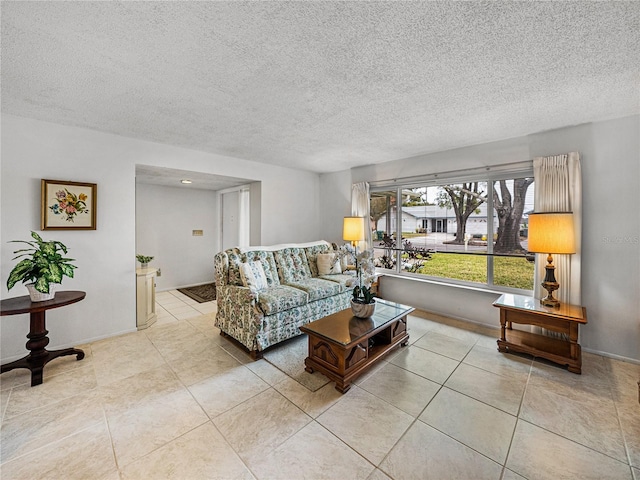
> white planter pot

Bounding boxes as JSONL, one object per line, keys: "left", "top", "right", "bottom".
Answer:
{"left": 26, "top": 283, "right": 56, "bottom": 302}
{"left": 351, "top": 299, "right": 376, "bottom": 318}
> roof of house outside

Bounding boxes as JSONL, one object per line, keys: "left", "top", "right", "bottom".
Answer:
{"left": 388, "top": 204, "right": 494, "bottom": 219}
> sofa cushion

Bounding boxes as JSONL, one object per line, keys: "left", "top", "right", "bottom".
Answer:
{"left": 317, "top": 252, "right": 342, "bottom": 275}
{"left": 239, "top": 261, "right": 268, "bottom": 291}
{"left": 243, "top": 250, "right": 280, "bottom": 287}
{"left": 285, "top": 278, "right": 344, "bottom": 302}
{"left": 274, "top": 248, "right": 312, "bottom": 284}
{"left": 319, "top": 273, "right": 356, "bottom": 289}
{"left": 257, "top": 285, "right": 309, "bottom": 315}
{"left": 304, "top": 243, "right": 333, "bottom": 277}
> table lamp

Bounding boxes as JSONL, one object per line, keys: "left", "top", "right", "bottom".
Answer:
{"left": 527, "top": 212, "right": 576, "bottom": 308}
{"left": 343, "top": 216, "right": 365, "bottom": 279}
{"left": 343, "top": 216, "right": 365, "bottom": 247}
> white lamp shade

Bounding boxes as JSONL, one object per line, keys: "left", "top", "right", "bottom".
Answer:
{"left": 528, "top": 212, "right": 576, "bottom": 254}
{"left": 343, "top": 216, "right": 365, "bottom": 242}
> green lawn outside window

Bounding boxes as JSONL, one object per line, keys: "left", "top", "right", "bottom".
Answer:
{"left": 413, "top": 253, "right": 534, "bottom": 290}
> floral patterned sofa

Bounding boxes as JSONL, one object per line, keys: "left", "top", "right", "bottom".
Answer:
{"left": 214, "top": 241, "right": 355, "bottom": 358}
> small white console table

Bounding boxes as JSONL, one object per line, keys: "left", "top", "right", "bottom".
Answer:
{"left": 136, "top": 267, "right": 157, "bottom": 330}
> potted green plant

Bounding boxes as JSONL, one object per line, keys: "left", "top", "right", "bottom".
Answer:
{"left": 136, "top": 254, "right": 154, "bottom": 268}
{"left": 6, "top": 231, "right": 77, "bottom": 301}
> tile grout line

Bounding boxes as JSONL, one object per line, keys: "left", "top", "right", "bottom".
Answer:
{"left": 525, "top": 358, "right": 634, "bottom": 467}
{"left": 604, "top": 358, "right": 637, "bottom": 472}
{"left": 1, "top": 304, "right": 637, "bottom": 478}
{"left": 108, "top": 314, "right": 221, "bottom": 474}
{"left": 310, "top": 412, "right": 380, "bottom": 477}
{"left": 499, "top": 360, "right": 534, "bottom": 478}
{"left": 375, "top": 335, "right": 479, "bottom": 478}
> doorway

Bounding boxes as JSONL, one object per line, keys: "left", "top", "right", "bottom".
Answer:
{"left": 221, "top": 186, "right": 250, "bottom": 250}
{"left": 135, "top": 165, "right": 259, "bottom": 290}
{"left": 432, "top": 218, "right": 447, "bottom": 233}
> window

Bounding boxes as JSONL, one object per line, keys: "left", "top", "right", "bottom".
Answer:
{"left": 370, "top": 172, "right": 535, "bottom": 292}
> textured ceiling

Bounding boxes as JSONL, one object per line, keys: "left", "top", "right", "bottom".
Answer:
{"left": 2, "top": 1, "right": 639, "bottom": 173}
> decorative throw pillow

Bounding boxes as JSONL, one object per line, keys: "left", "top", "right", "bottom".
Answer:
{"left": 239, "top": 261, "right": 268, "bottom": 291}
{"left": 317, "top": 253, "right": 342, "bottom": 275}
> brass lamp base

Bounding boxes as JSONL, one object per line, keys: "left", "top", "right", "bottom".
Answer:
{"left": 540, "top": 282, "right": 560, "bottom": 307}
{"left": 540, "top": 253, "right": 560, "bottom": 308}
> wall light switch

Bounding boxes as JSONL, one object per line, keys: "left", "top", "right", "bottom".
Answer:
{"left": 192, "top": 230, "right": 203, "bottom": 236}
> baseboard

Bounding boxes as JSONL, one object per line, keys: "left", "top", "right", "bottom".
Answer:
{"left": 582, "top": 347, "right": 640, "bottom": 366}
{"left": 412, "top": 307, "right": 500, "bottom": 332}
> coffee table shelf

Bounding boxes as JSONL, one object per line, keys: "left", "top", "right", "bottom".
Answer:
{"left": 300, "top": 299, "right": 414, "bottom": 393}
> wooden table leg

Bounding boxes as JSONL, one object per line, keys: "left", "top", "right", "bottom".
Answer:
{"left": 567, "top": 321, "right": 582, "bottom": 374}
{"left": 498, "top": 310, "right": 507, "bottom": 352}
{"left": 335, "top": 379, "right": 351, "bottom": 394}
{"left": 0, "top": 310, "right": 84, "bottom": 386}
{"left": 1, "top": 347, "right": 85, "bottom": 386}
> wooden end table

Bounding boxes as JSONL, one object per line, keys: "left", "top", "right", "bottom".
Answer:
{"left": 493, "top": 293, "right": 587, "bottom": 374}
{"left": 1, "top": 291, "right": 86, "bottom": 386}
{"left": 300, "top": 299, "right": 414, "bottom": 393}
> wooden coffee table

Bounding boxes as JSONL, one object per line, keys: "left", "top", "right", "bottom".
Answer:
{"left": 300, "top": 299, "right": 414, "bottom": 393}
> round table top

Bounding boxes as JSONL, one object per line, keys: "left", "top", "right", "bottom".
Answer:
{"left": 0, "top": 291, "right": 86, "bottom": 316}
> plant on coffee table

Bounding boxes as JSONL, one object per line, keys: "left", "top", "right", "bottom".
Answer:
{"left": 351, "top": 249, "right": 377, "bottom": 318}
{"left": 352, "top": 284, "right": 374, "bottom": 304}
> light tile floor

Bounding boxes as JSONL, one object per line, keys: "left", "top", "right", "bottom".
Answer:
{"left": 1, "top": 290, "right": 639, "bottom": 479}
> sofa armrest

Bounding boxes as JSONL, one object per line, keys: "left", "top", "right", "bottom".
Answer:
{"left": 220, "top": 284, "right": 259, "bottom": 304}
{"left": 215, "top": 284, "right": 264, "bottom": 341}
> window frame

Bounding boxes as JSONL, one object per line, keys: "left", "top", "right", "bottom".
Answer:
{"left": 370, "top": 164, "right": 535, "bottom": 295}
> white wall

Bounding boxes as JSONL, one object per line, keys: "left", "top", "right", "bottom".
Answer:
{"left": 1, "top": 114, "right": 322, "bottom": 362}
{"left": 329, "top": 115, "right": 640, "bottom": 362}
{"left": 260, "top": 172, "right": 322, "bottom": 244}
{"left": 319, "top": 170, "right": 353, "bottom": 245}
{"left": 135, "top": 183, "right": 217, "bottom": 291}
{"left": 530, "top": 116, "right": 640, "bottom": 362}
{"left": 249, "top": 182, "right": 262, "bottom": 246}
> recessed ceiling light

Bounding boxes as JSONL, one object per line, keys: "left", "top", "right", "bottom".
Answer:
{"left": 181, "top": 179, "right": 192, "bottom": 184}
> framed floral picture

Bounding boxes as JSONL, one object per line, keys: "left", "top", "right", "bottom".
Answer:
{"left": 41, "top": 179, "right": 97, "bottom": 230}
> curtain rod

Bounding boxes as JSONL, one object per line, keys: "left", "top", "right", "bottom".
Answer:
{"left": 367, "top": 160, "right": 533, "bottom": 188}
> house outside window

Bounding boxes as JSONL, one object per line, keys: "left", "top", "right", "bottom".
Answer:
{"left": 370, "top": 172, "right": 535, "bottom": 293}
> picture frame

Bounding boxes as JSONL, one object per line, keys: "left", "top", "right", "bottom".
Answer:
{"left": 41, "top": 179, "right": 97, "bottom": 230}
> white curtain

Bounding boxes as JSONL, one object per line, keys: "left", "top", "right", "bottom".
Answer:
{"left": 351, "top": 182, "right": 372, "bottom": 251}
{"left": 238, "top": 187, "right": 251, "bottom": 247}
{"left": 533, "top": 152, "right": 582, "bottom": 305}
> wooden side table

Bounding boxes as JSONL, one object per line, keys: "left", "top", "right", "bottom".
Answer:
{"left": 1, "top": 291, "right": 86, "bottom": 386}
{"left": 493, "top": 293, "right": 587, "bottom": 374}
